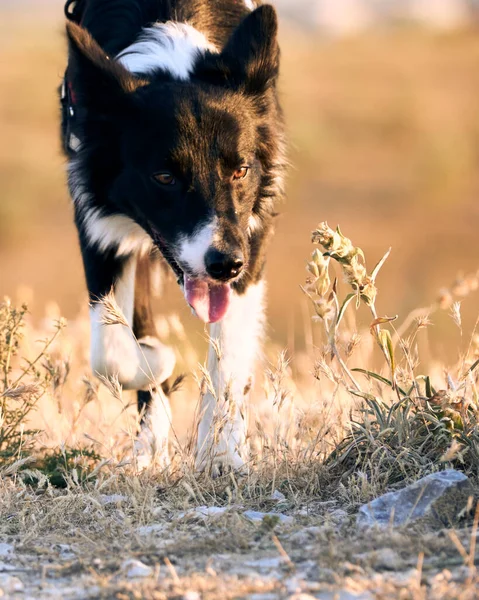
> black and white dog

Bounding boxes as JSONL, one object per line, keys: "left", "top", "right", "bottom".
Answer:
{"left": 61, "top": 0, "right": 285, "bottom": 470}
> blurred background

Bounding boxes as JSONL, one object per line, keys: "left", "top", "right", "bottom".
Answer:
{"left": 2, "top": 0, "right": 479, "bottom": 366}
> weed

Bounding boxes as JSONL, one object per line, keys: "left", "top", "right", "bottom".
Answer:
{"left": 0, "top": 300, "right": 65, "bottom": 466}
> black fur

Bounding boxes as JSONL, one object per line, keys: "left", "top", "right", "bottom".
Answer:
{"left": 62, "top": 0, "right": 285, "bottom": 403}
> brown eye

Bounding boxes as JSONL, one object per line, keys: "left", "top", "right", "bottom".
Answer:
{"left": 154, "top": 172, "right": 176, "bottom": 186}
{"left": 233, "top": 166, "right": 249, "bottom": 181}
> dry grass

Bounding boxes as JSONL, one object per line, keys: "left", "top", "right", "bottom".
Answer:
{"left": 1, "top": 219, "right": 479, "bottom": 597}
{"left": 2, "top": 6, "right": 479, "bottom": 598}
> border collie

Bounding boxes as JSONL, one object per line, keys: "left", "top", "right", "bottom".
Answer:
{"left": 61, "top": 0, "right": 285, "bottom": 471}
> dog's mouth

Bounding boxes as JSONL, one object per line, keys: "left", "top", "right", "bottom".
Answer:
{"left": 149, "top": 228, "right": 232, "bottom": 324}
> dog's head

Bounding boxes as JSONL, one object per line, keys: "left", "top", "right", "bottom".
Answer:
{"left": 66, "top": 6, "right": 284, "bottom": 322}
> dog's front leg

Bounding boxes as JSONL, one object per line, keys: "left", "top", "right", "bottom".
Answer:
{"left": 81, "top": 240, "right": 175, "bottom": 468}
{"left": 196, "top": 281, "right": 265, "bottom": 473}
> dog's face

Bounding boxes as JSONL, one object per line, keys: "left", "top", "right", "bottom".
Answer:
{"left": 67, "top": 6, "right": 283, "bottom": 322}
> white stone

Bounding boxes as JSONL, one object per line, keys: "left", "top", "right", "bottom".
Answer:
{"left": 245, "top": 556, "right": 283, "bottom": 571}
{"left": 183, "top": 593, "right": 201, "bottom": 600}
{"left": 357, "top": 470, "right": 472, "bottom": 529}
{"left": 136, "top": 524, "right": 165, "bottom": 536}
{"left": 0, "top": 574, "right": 24, "bottom": 593}
{"left": 122, "top": 559, "right": 153, "bottom": 578}
{"left": 243, "top": 510, "right": 293, "bottom": 525}
{"left": 177, "top": 505, "right": 229, "bottom": 520}
{"left": 99, "top": 494, "right": 128, "bottom": 505}
{"left": 0, "top": 544, "right": 13, "bottom": 557}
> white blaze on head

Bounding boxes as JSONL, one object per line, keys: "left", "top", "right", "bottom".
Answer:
{"left": 116, "top": 22, "right": 217, "bottom": 80}
{"left": 178, "top": 218, "right": 218, "bottom": 275}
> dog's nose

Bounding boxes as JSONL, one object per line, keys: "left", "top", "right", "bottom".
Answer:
{"left": 205, "top": 249, "right": 244, "bottom": 281}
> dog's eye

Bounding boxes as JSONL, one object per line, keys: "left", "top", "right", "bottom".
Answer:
{"left": 153, "top": 172, "right": 176, "bottom": 186}
{"left": 232, "top": 167, "right": 249, "bottom": 181}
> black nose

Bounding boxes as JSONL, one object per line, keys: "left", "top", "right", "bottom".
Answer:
{"left": 205, "top": 249, "right": 244, "bottom": 281}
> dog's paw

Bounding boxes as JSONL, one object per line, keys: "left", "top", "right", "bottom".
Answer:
{"left": 195, "top": 448, "right": 246, "bottom": 478}
{"left": 133, "top": 423, "right": 170, "bottom": 472}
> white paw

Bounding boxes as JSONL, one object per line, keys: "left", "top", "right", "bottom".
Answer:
{"left": 196, "top": 444, "right": 246, "bottom": 476}
{"left": 133, "top": 424, "right": 170, "bottom": 471}
{"left": 133, "top": 388, "right": 171, "bottom": 471}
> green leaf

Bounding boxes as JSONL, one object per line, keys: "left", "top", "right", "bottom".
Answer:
{"left": 462, "top": 358, "right": 479, "bottom": 380}
{"left": 378, "top": 329, "right": 395, "bottom": 371}
{"left": 348, "top": 389, "right": 377, "bottom": 401}
{"left": 416, "top": 375, "right": 437, "bottom": 397}
{"left": 352, "top": 368, "right": 407, "bottom": 396}
{"left": 425, "top": 375, "right": 433, "bottom": 399}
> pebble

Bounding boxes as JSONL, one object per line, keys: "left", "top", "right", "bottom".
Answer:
{"left": 316, "top": 592, "right": 373, "bottom": 600}
{"left": 0, "top": 544, "right": 14, "bottom": 558}
{"left": 245, "top": 556, "right": 284, "bottom": 571}
{"left": 243, "top": 510, "right": 294, "bottom": 525}
{"left": 99, "top": 494, "right": 128, "bottom": 505}
{"left": 177, "top": 506, "right": 229, "bottom": 520}
{"left": 136, "top": 524, "right": 165, "bottom": 536}
{"left": 329, "top": 509, "right": 348, "bottom": 525}
{"left": 121, "top": 559, "right": 153, "bottom": 578}
{"left": 183, "top": 592, "right": 201, "bottom": 600}
{"left": 0, "top": 574, "right": 24, "bottom": 593}
{"left": 372, "top": 548, "right": 403, "bottom": 570}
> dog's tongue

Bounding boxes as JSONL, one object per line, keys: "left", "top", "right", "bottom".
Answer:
{"left": 184, "top": 276, "right": 232, "bottom": 323}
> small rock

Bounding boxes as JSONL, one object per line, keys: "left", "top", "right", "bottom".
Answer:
{"left": 136, "top": 524, "right": 165, "bottom": 536}
{"left": 196, "top": 506, "right": 228, "bottom": 517}
{"left": 177, "top": 506, "right": 229, "bottom": 520}
{"left": 328, "top": 509, "right": 348, "bottom": 525}
{"left": 317, "top": 501, "right": 338, "bottom": 509}
{"left": 290, "top": 526, "right": 326, "bottom": 548}
{"left": 271, "top": 490, "right": 286, "bottom": 502}
{"left": 100, "top": 494, "right": 128, "bottom": 505}
{"left": 121, "top": 559, "right": 153, "bottom": 578}
{"left": 183, "top": 593, "right": 201, "bottom": 600}
{"left": 366, "top": 548, "right": 402, "bottom": 570}
{"left": 0, "top": 544, "right": 13, "bottom": 558}
{"left": 316, "top": 592, "right": 372, "bottom": 600}
{"left": 0, "top": 563, "right": 15, "bottom": 572}
{"left": 245, "top": 556, "right": 283, "bottom": 572}
{"left": 288, "top": 595, "right": 317, "bottom": 600}
{"left": 285, "top": 577, "right": 303, "bottom": 593}
{"left": 0, "top": 574, "right": 24, "bottom": 593}
{"left": 57, "top": 543, "right": 76, "bottom": 560}
{"left": 357, "top": 470, "right": 472, "bottom": 529}
{"left": 243, "top": 510, "right": 293, "bottom": 525}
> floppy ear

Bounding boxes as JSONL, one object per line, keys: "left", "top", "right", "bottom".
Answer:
{"left": 66, "top": 21, "right": 148, "bottom": 110}
{"left": 197, "top": 5, "right": 279, "bottom": 94}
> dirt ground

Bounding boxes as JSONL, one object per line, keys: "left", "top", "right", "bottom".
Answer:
{"left": 0, "top": 475, "right": 478, "bottom": 600}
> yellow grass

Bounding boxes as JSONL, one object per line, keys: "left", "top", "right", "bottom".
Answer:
{"left": 1, "top": 7, "right": 479, "bottom": 598}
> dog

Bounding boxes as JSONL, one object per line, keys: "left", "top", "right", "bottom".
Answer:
{"left": 61, "top": 0, "right": 285, "bottom": 471}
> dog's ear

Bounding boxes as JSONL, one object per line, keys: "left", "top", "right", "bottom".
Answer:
{"left": 66, "top": 21, "right": 148, "bottom": 109}
{"left": 196, "top": 5, "right": 279, "bottom": 94}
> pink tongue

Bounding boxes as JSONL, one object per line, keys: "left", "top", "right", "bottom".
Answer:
{"left": 184, "top": 276, "right": 232, "bottom": 323}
